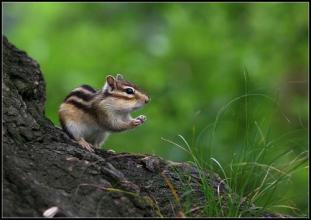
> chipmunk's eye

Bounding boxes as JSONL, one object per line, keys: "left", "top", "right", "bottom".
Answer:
{"left": 125, "top": 88, "right": 134, "bottom": 94}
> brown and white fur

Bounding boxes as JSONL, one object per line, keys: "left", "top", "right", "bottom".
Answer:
{"left": 58, "top": 74, "right": 150, "bottom": 152}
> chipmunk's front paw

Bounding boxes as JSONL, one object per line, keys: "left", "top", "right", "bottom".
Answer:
{"left": 132, "top": 115, "right": 147, "bottom": 127}
{"left": 137, "top": 115, "right": 147, "bottom": 123}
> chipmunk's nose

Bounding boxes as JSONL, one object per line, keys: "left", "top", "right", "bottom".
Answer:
{"left": 145, "top": 96, "right": 150, "bottom": 104}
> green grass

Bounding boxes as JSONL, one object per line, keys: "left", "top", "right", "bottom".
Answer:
{"left": 161, "top": 73, "right": 308, "bottom": 217}
{"left": 163, "top": 128, "right": 307, "bottom": 217}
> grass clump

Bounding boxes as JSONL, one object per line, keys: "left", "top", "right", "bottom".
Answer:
{"left": 162, "top": 71, "right": 308, "bottom": 217}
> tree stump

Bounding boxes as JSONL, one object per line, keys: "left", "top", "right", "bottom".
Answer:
{"left": 2, "top": 36, "right": 285, "bottom": 217}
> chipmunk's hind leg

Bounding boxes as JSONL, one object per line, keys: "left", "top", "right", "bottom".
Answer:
{"left": 61, "top": 119, "right": 95, "bottom": 152}
{"left": 77, "top": 138, "right": 94, "bottom": 152}
{"left": 94, "top": 131, "right": 110, "bottom": 149}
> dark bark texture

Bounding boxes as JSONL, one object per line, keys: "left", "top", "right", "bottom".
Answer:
{"left": 3, "top": 36, "right": 285, "bottom": 217}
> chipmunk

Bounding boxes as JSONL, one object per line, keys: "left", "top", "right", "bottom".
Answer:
{"left": 58, "top": 74, "right": 150, "bottom": 152}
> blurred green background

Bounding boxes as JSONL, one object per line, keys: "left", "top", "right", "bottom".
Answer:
{"left": 3, "top": 2, "right": 308, "bottom": 216}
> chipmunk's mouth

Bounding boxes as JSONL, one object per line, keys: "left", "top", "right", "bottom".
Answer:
{"left": 132, "top": 106, "right": 142, "bottom": 111}
{"left": 132, "top": 102, "right": 145, "bottom": 111}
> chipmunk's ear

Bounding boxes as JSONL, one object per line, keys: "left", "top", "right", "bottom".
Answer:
{"left": 107, "top": 75, "right": 115, "bottom": 86}
{"left": 103, "top": 75, "right": 115, "bottom": 91}
{"left": 116, "top": 74, "right": 124, "bottom": 81}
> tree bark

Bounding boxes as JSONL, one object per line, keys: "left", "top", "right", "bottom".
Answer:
{"left": 2, "top": 36, "right": 284, "bottom": 217}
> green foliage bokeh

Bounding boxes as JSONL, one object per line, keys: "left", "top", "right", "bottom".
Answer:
{"left": 3, "top": 2, "right": 308, "bottom": 216}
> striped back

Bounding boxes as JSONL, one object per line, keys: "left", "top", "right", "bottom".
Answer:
{"left": 63, "top": 84, "right": 98, "bottom": 113}
{"left": 64, "top": 85, "right": 96, "bottom": 101}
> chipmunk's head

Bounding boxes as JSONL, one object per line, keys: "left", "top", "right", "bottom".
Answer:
{"left": 101, "top": 74, "right": 150, "bottom": 113}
